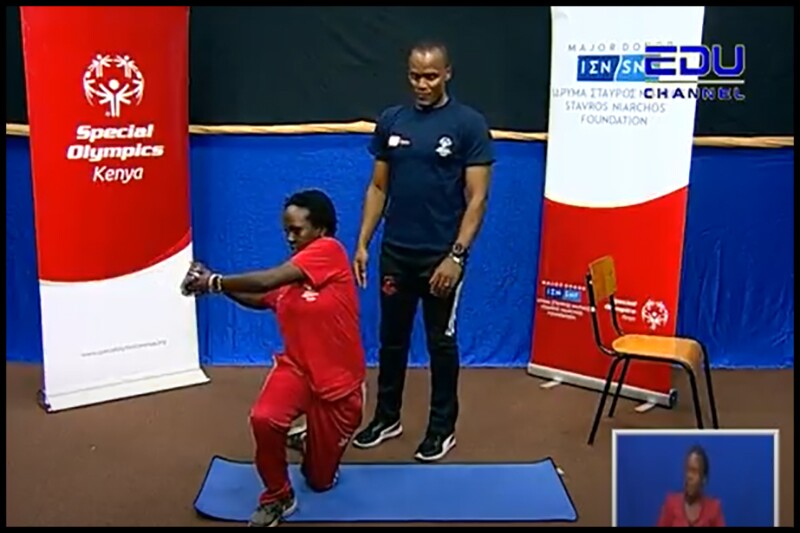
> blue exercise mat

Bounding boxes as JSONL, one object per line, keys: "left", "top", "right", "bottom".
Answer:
{"left": 193, "top": 456, "right": 578, "bottom": 523}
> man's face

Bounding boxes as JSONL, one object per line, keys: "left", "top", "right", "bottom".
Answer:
{"left": 282, "top": 205, "right": 323, "bottom": 254}
{"left": 684, "top": 452, "right": 704, "bottom": 498}
{"left": 408, "top": 48, "right": 451, "bottom": 107}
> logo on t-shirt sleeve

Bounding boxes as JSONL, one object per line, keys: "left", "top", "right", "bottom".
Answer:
{"left": 388, "top": 134, "right": 411, "bottom": 148}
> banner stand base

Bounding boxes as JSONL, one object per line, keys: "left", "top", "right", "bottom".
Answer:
{"left": 38, "top": 368, "right": 211, "bottom": 413}
{"left": 527, "top": 363, "right": 677, "bottom": 409}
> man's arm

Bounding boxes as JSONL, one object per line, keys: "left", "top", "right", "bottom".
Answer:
{"left": 454, "top": 110, "right": 494, "bottom": 251}
{"left": 358, "top": 108, "right": 394, "bottom": 250}
{"left": 357, "top": 160, "right": 390, "bottom": 250}
{"left": 454, "top": 164, "right": 491, "bottom": 250}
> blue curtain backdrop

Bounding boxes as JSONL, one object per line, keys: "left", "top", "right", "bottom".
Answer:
{"left": 5, "top": 135, "right": 794, "bottom": 369}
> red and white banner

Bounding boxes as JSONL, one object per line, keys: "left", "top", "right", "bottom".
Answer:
{"left": 529, "top": 7, "right": 705, "bottom": 407}
{"left": 20, "top": 6, "right": 208, "bottom": 411}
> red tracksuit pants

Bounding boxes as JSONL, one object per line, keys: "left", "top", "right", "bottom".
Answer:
{"left": 249, "top": 359, "right": 363, "bottom": 504}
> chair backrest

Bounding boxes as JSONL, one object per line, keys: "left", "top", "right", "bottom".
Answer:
{"left": 585, "top": 256, "right": 619, "bottom": 356}
{"left": 588, "top": 255, "right": 617, "bottom": 303}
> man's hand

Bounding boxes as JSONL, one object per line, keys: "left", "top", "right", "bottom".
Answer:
{"left": 429, "top": 256, "right": 462, "bottom": 298}
{"left": 181, "top": 261, "right": 213, "bottom": 296}
{"left": 353, "top": 247, "right": 369, "bottom": 288}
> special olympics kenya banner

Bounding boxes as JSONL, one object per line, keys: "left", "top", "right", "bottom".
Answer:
{"left": 528, "top": 7, "right": 705, "bottom": 407}
{"left": 20, "top": 6, "right": 209, "bottom": 411}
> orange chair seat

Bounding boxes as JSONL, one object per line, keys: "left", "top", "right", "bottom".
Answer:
{"left": 611, "top": 334, "right": 703, "bottom": 369}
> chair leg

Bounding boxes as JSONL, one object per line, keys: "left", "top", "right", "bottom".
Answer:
{"left": 608, "top": 358, "right": 631, "bottom": 418}
{"left": 684, "top": 365, "right": 704, "bottom": 429}
{"left": 699, "top": 342, "right": 720, "bottom": 429}
{"left": 588, "top": 357, "right": 623, "bottom": 446}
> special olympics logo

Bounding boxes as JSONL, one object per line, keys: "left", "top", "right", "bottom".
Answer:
{"left": 641, "top": 299, "right": 669, "bottom": 331}
{"left": 82, "top": 54, "right": 144, "bottom": 118}
{"left": 436, "top": 136, "right": 453, "bottom": 157}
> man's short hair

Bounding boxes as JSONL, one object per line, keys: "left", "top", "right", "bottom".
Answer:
{"left": 409, "top": 40, "right": 450, "bottom": 66}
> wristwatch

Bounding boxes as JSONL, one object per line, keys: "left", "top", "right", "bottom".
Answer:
{"left": 449, "top": 243, "right": 468, "bottom": 265}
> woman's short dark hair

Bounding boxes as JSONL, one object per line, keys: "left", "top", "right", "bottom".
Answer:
{"left": 687, "top": 444, "right": 710, "bottom": 478}
{"left": 284, "top": 189, "right": 337, "bottom": 236}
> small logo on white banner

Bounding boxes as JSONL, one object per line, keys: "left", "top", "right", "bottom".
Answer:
{"left": 82, "top": 54, "right": 145, "bottom": 118}
{"left": 641, "top": 299, "right": 669, "bottom": 330}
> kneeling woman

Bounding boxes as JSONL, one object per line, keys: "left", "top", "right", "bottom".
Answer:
{"left": 183, "top": 189, "right": 366, "bottom": 527}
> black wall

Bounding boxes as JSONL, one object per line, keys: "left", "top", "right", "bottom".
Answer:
{"left": 5, "top": 6, "right": 794, "bottom": 136}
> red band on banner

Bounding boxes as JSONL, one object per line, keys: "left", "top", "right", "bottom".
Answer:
{"left": 530, "top": 188, "right": 688, "bottom": 395}
{"left": 20, "top": 6, "right": 191, "bottom": 283}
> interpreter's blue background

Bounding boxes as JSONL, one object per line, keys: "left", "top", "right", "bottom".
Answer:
{"left": 615, "top": 432, "right": 776, "bottom": 527}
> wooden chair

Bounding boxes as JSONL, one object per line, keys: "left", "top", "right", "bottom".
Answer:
{"left": 585, "top": 256, "right": 720, "bottom": 445}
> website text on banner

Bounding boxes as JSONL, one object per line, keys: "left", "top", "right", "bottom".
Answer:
{"left": 20, "top": 6, "right": 209, "bottom": 412}
{"left": 529, "top": 6, "right": 706, "bottom": 408}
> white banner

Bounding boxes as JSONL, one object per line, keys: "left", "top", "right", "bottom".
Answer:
{"left": 529, "top": 7, "right": 705, "bottom": 405}
{"left": 39, "top": 247, "right": 209, "bottom": 412}
{"left": 545, "top": 6, "right": 705, "bottom": 209}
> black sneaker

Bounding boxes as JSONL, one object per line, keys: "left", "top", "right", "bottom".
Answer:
{"left": 414, "top": 432, "right": 456, "bottom": 462}
{"left": 351, "top": 418, "right": 403, "bottom": 449}
{"left": 247, "top": 493, "right": 297, "bottom": 527}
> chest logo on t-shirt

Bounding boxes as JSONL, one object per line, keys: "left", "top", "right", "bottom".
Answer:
{"left": 301, "top": 284, "right": 319, "bottom": 302}
{"left": 436, "top": 136, "right": 453, "bottom": 158}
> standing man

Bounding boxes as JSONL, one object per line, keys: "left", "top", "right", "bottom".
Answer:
{"left": 351, "top": 41, "right": 494, "bottom": 462}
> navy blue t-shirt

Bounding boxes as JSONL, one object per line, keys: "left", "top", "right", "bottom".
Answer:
{"left": 368, "top": 98, "right": 494, "bottom": 253}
